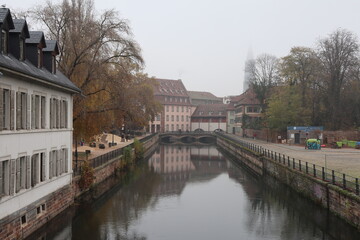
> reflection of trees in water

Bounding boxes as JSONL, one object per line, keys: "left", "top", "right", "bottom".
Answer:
{"left": 71, "top": 163, "right": 162, "bottom": 240}
{"left": 228, "top": 161, "right": 360, "bottom": 240}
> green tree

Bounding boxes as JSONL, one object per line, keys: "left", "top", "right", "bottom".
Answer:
{"left": 266, "top": 86, "right": 310, "bottom": 131}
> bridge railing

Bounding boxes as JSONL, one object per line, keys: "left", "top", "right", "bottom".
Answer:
{"left": 217, "top": 132, "right": 360, "bottom": 196}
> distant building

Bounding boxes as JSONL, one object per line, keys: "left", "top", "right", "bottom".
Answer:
{"left": 187, "top": 91, "right": 222, "bottom": 106}
{"left": 0, "top": 9, "right": 80, "bottom": 239}
{"left": 150, "top": 79, "right": 192, "bottom": 132}
{"left": 233, "top": 88, "right": 261, "bottom": 136}
{"left": 226, "top": 96, "right": 241, "bottom": 134}
{"left": 191, "top": 104, "right": 227, "bottom": 132}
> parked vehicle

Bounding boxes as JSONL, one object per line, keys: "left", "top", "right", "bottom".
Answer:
{"left": 305, "top": 139, "right": 321, "bottom": 150}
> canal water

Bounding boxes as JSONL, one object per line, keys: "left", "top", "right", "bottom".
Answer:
{"left": 29, "top": 144, "right": 360, "bottom": 240}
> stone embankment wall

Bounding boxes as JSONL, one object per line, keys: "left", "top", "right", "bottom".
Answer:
{"left": 73, "top": 133, "right": 159, "bottom": 198}
{"left": 0, "top": 184, "right": 74, "bottom": 240}
{"left": 217, "top": 135, "right": 360, "bottom": 230}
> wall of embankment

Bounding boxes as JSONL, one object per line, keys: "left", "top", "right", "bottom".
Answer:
{"left": 217, "top": 135, "right": 360, "bottom": 230}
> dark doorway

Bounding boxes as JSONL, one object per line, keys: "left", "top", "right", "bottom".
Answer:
{"left": 294, "top": 133, "right": 300, "bottom": 144}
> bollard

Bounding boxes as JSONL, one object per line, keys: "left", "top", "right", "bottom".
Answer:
{"left": 299, "top": 160, "right": 302, "bottom": 172}
{"left": 306, "top": 162, "right": 308, "bottom": 174}
{"left": 356, "top": 178, "right": 359, "bottom": 195}
{"left": 322, "top": 167, "right": 325, "bottom": 180}
{"left": 313, "top": 164, "right": 316, "bottom": 177}
{"left": 293, "top": 158, "right": 295, "bottom": 169}
{"left": 288, "top": 156, "right": 290, "bottom": 167}
{"left": 343, "top": 174, "right": 346, "bottom": 189}
{"left": 332, "top": 170, "right": 335, "bottom": 184}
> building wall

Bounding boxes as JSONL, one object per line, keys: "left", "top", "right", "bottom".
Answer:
{"left": 0, "top": 75, "right": 73, "bottom": 220}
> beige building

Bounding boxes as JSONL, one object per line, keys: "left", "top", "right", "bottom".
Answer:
{"left": 149, "top": 79, "right": 193, "bottom": 133}
{"left": 233, "top": 88, "right": 262, "bottom": 136}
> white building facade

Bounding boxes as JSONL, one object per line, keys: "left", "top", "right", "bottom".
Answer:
{"left": 0, "top": 9, "right": 80, "bottom": 239}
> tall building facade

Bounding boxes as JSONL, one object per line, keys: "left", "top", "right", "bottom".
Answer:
{"left": 149, "top": 79, "right": 192, "bottom": 133}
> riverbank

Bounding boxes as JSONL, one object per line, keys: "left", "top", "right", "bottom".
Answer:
{"left": 216, "top": 133, "right": 360, "bottom": 230}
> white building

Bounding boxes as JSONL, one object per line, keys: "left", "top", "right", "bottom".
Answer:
{"left": 0, "top": 9, "right": 80, "bottom": 238}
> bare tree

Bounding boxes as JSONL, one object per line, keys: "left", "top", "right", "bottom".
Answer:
{"left": 245, "top": 53, "right": 280, "bottom": 109}
{"left": 27, "top": 0, "right": 161, "bottom": 138}
{"left": 317, "top": 29, "right": 359, "bottom": 130}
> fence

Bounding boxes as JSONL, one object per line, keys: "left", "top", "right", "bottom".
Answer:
{"left": 73, "top": 133, "right": 157, "bottom": 176}
{"left": 218, "top": 133, "right": 360, "bottom": 196}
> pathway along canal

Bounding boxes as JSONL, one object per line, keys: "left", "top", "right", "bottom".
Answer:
{"left": 28, "top": 144, "right": 360, "bottom": 240}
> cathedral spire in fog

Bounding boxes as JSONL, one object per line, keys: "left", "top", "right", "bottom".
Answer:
{"left": 243, "top": 47, "right": 253, "bottom": 93}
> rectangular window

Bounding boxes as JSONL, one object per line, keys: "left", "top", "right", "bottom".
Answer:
{"left": 15, "top": 156, "right": 26, "bottom": 192}
{"left": 171, "top": 106, "right": 174, "bottom": 112}
{"left": 0, "top": 160, "right": 10, "bottom": 196}
{"left": 37, "top": 48, "right": 42, "bottom": 68}
{"left": 41, "top": 96, "right": 46, "bottom": 128}
{"left": 176, "top": 106, "right": 179, "bottom": 112}
{"left": 166, "top": 105, "right": 169, "bottom": 112}
{"left": 1, "top": 30, "right": 7, "bottom": 54}
{"left": 16, "top": 91, "right": 27, "bottom": 130}
{"left": 31, "top": 154, "right": 39, "bottom": 187}
{"left": 181, "top": 116, "right": 184, "bottom": 121}
{"left": 182, "top": 106, "right": 184, "bottom": 112}
{"left": 166, "top": 115, "right": 169, "bottom": 121}
{"left": 19, "top": 37, "right": 26, "bottom": 61}
{"left": 52, "top": 55, "right": 56, "bottom": 74}
{"left": 1, "top": 88, "right": 11, "bottom": 130}
{"left": 176, "top": 115, "right": 179, "bottom": 121}
{"left": 171, "top": 115, "right": 174, "bottom": 121}
{"left": 49, "top": 150, "right": 57, "bottom": 179}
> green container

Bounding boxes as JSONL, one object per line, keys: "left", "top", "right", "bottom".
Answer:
{"left": 342, "top": 140, "right": 348, "bottom": 145}
{"left": 336, "top": 142, "right": 343, "bottom": 147}
{"left": 348, "top": 141, "right": 357, "bottom": 148}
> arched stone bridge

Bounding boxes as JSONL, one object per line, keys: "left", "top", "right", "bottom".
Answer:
{"left": 159, "top": 131, "right": 217, "bottom": 144}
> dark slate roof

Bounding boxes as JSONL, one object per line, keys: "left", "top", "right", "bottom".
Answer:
{"left": 10, "top": 19, "right": 30, "bottom": 38}
{"left": 25, "top": 31, "right": 45, "bottom": 45}
{"left": 43, "top": 40, "right": 59, "bottom": 54}
{"left": 0, "top": 54, "right": 80, "bottom": 93}
{"left": 192, "top": 104, "right": 227, "bottom": 117}
{"left": 154, "top": 78, "right": 189, "bottom": 97}
{"left": 0, "top": 8, "right": 14, "bottom": 29}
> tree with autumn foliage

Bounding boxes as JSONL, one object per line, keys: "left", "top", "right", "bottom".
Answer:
{"left": 28, "top": 0, "right": 162, "bottom": 139}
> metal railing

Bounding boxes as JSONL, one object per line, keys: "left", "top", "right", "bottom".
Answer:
{"left": 218, "top": 133, "right": 360, "bottom": 196}
{"left": 73, "top": 133, "right": 157, "bottom": 176}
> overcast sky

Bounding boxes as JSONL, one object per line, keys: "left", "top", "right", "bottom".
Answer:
{"left": 7, "top": 0, "right": 360, "bottom": 97}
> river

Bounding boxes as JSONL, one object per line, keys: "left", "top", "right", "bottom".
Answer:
{"left": 27, "top": 144, "right": 360, "bottom": 240}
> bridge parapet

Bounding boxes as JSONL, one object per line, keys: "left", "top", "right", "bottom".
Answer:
{"left": 159, "top": 131, "right": 216, "bottom": 144}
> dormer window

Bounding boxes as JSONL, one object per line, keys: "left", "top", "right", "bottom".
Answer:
{"left": 19, "top": 37, "right": 25, "bottom": 60}
{"left": 37, "top": 48, "right": 42, "bottom": 68}
{"left": 1, "top": 29, "right": 8, "bottom": 54}
{"left": 52, "top": 55, "right": 56, "bottom": 74}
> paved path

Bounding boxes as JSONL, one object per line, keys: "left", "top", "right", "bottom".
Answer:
{"left": 73, "top": 133, "right": 146, "bottom": 159}
{"left": 225, "top": 134, "right": 360, "bottom": 177}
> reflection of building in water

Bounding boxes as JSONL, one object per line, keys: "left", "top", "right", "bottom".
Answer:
{"left": 148, "top": 145, "right": 227, "bottom": 195}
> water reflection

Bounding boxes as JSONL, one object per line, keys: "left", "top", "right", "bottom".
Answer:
{"left": 28, "top": 144, "right": 360, "bottom": 240}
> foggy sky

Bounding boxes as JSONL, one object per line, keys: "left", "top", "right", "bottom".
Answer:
{"left": 8, "top": 0, "right": 360, "bottom": 97}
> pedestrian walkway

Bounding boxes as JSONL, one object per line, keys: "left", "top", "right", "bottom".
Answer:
{"left": 226, "top": 134, "right": 360, "bottom": 177}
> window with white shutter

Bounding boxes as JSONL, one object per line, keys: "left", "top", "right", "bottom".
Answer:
{"left": 0, "top": 160, "right": 10, "bottom": 196}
